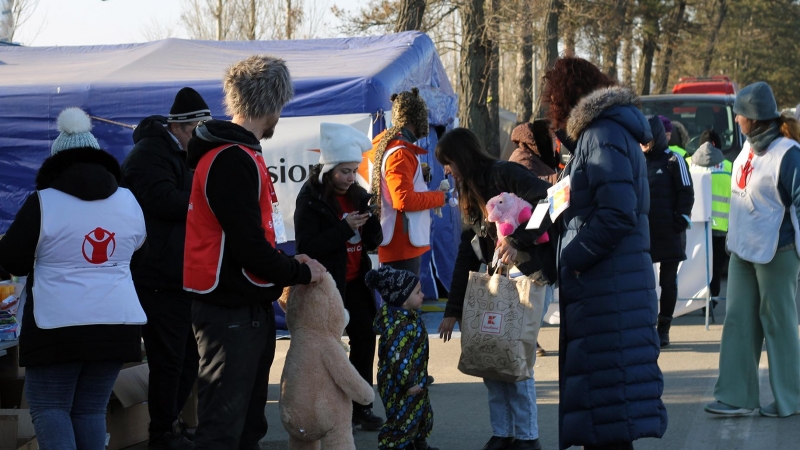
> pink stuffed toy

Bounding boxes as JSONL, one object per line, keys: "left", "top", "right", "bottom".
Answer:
{"left": 486, "top": 192, "right": 549, "bottom": 244}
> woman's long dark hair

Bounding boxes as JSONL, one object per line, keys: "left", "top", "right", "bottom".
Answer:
{"left": 434, "top": 128, "right": 497, "bottom": 222}
{"left": 308, "top": 164, "right": 364, "bottom": 214}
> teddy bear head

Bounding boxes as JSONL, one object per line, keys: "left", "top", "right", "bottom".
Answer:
{"left": 283, "top": 273, "right": 348, "bottom": 336}
{"left": 486, "top": 192, "right": 518, "bottom": 223}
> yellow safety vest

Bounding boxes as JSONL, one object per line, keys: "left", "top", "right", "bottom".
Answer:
{"left": 712, "top": 160, "right": 732, "bottom": 232}
{"left": 690, "top": 160, "right": 732, "bottom": 233}
{"left": 669, "top": 145, "right": 687, "bottom": 157}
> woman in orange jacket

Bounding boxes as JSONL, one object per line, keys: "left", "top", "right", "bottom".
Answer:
{"left": 369, "top": 88, "right": 447, "bottom": 276}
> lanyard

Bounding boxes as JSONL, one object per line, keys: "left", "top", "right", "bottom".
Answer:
{"left": 250, "top": 150, "right": 279, "bottom": 203}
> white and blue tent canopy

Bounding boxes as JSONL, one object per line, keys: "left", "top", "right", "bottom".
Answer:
{"left": 0, "top": 31, "right": 460, "bottom": 302}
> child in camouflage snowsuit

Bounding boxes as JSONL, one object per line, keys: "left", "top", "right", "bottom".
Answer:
{"left": 366, "top": 266, "right": 436, "bottom": 450}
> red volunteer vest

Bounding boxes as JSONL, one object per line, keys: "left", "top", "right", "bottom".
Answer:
{"left": 184, "top": 144, "right": 278, "bottom": 293}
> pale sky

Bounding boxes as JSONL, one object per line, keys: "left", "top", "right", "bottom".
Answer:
{"left": 14, "top": 0, "right": 364, "bottom": 47}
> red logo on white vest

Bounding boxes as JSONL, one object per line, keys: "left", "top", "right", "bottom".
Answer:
{"left": 480, "top": 312, "right": 503, "bottom": 335}
{"left": 82, "top": 227, "right": 116, "bottom": 264}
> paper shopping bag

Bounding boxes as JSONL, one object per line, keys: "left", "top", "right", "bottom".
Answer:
{"left": 457, "top": 271, "right": 546, "bottom": 383}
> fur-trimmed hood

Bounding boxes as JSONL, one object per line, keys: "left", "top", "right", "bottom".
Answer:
{"left": 566, "top": 85, "right": 652, "bottom": 145}
{"left": 35, "top": 147, "right": 121, "bottom": 200}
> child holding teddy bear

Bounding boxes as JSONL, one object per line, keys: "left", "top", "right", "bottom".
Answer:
{"left": 368, "top": 266, "right": 437, "bottom": 450}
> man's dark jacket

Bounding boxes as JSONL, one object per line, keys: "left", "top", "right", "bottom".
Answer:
{"left": 122, "top": 116, "right": 191, "bottom": 291}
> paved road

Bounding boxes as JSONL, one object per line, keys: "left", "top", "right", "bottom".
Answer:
{"left": 130, "top": 279, "right": 800, "bottom": 450}
{"left": 256, "top": 294, "right": 800, "bottom": 450}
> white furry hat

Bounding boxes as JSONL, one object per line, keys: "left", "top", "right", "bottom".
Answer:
{"left": 318, "top": 123, "right": 371, "bottom": 182}
{"left": 51, "top": 108, "right": 100, "bottom": 155}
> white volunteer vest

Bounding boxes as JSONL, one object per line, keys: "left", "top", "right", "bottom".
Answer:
{"left": 727, "top": 137, "right": 800, "bottom": 264}
{"left": 33, "top": 188, "right": 147, "bottom": 329}
{"left": 379, "top": 145, "right": 432, "bottom": 247}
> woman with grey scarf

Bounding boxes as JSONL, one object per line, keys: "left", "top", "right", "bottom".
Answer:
{"left": 705, "top": 82, "right": 800, "bottom": 418}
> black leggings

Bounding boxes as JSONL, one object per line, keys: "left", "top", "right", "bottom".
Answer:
{"left": 658, "top": 261, "right": 680, "bottom": 318}
{"left": 344, "top": 278, "right": 378, "bottom": 408}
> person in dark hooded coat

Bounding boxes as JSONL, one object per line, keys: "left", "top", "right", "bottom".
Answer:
{"left": 543, "top": 57, "right": 667, "bottom": 450}
{"left": 642, "top": 115, "right": 694, "bottom": 347}
{"left": 509, "top": 119, "right": 560, "bottom": 184}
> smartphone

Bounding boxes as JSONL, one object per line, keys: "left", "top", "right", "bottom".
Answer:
{"left": 358, "top": 194, "right": 376, "bottom": 214}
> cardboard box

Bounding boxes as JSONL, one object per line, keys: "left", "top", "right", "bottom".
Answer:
{"left": 0, "top": 410, "right": 33, "bottom": 450}
{"left": 106, "top": 363, "right": 149, "bottom": 450}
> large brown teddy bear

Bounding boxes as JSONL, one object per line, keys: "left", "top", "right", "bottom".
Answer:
{"left": 279, "top": 273, "right": 375, "bottom": 450}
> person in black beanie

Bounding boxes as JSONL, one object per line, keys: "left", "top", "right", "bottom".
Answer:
{"left": 121, "top": 87, "right": 212, "bottom": 450}
{"left": 370, "top": 266, "right": 437, "bottom": 450}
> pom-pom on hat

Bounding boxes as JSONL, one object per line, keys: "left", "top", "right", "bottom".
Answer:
{"left": 51, "top": 108, "right": 101, "bottom": 155}
{"left": 168, "top": 87, "right": 211, "bottom": 123}
{"left": 318, "top": 123, "right": 372, "bottom": 182}
{"left": 365, "top": 266, "right": 419, "bottom": 308}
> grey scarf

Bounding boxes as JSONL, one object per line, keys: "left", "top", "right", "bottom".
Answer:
{"left": 746, "top": 121, "right": 782, "bottom": 155}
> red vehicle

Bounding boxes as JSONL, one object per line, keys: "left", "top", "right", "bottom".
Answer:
{"left": 672, "top": 76, "right": 738, "bottom": 95}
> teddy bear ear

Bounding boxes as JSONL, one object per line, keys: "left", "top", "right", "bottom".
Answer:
{"left": 390, "top": 93, "right": 398, "bottom": 102}
{"left": 411, "top": 87, "right": 420, "bottom": 97}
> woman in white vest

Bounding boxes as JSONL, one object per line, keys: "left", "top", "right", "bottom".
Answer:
{"left": 705, "top": 82, "right": 800, "bottom": 418}
{"left": 0, "top": 108, "right": 147, "bottom": 450}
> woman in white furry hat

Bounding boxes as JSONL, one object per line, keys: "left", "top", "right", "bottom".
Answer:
{"left": 294, "top": 122, "right": 385, "bottom": 431}
{"left": 0, "top": 107, "right": 148, "bottom": 450}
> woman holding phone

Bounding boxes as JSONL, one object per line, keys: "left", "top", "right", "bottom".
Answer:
{"left": 294, "top": 123, "right": 385, "bottom": 430}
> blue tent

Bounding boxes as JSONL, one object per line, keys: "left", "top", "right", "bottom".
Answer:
{"left": 0, "top": 31, "right": 460, "bottom": 309}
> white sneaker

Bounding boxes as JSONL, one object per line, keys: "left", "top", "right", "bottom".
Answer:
{"left": 704, "top": 401, "right": 754, "bottom": 416}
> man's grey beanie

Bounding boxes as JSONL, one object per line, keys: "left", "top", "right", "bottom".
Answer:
{"left": 733, "top": 82, "right": 780, "bottom": 121}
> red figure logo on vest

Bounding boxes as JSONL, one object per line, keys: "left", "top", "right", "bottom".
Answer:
{"left": 82, "top": 227, "right": 116, "bottom": 264}
{"left": 736, "top": 152, "right": 755, "bottom": 190}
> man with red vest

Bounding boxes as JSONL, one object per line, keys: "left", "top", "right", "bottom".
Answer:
{"left": 184, "top": 55, "right": 326, "bottom": 450}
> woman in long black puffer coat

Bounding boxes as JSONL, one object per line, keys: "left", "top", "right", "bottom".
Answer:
{"left": 643, "top": 115, "right": 695, "bottom": 347}
{"left": 544, "top": 56, "right": 667, "bottom": 450}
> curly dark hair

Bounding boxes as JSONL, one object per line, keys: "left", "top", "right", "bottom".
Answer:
{"left": 543, "top": 57, "right": 615, "bottom": 131}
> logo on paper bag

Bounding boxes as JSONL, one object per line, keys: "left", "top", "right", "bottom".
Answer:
{"left": 480, "top": 312, "right": 503, "bottom": 335}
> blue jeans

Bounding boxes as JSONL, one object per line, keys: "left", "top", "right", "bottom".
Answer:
{"left": 25, "top": 362, "right": 123, "bottom": 450}
{"left": 481, "top": 283, "right": 553, "bottom": 440}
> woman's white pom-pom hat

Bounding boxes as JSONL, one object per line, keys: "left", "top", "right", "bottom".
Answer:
{"left": 51, "top": 107, "right": 101, "bottom": 155}
{"left": 318, "top": 122, "right": 372, "bottom": 182}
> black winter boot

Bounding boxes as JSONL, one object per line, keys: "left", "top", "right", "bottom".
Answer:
{"left": 657, "top": 315, "right": 672, "bottom": 348}
{"left": 352, "top": 406, "right": 384, "bottom": 431}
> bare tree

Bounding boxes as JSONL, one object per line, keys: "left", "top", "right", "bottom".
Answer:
{"left": 621, "top": 1, "right": 635, "bottom": 87}
{"left": 533, "top": 0, "right": 560, "bottom": 119}
{"left": 485, "top": 0, "right": 501, "bottom": 157}
{"left": 395, "top": 0, "right": 426, "bottom": 32}
{"left": 514, "top": 4, "right": 534, "bottom": 123}
{"left": 141, "top": 17, "right": 180, "bottom": 41}
{"left": 635, "top": 0, "right": 662, "bottom": 96}
{"left": 600, "top": 0, "right": 629, "bottom": 80}
{"left": 181, "top": 0, "right": 309, "bottom": 41}
{"left": 459, "top": 0, "right": 492, "bottom": 150}
{"left": 701, "top": 0, "right": 728, "bottom": 77}
{"left": 1, "top": 0, "right": 39, "bottom": 43}
{"left": 653, "top": 0, "right": 686, "bottom": 94}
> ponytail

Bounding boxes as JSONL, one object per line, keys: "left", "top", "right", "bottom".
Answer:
{"left": 779, "top": 113, "right": 800, "bottom": 142}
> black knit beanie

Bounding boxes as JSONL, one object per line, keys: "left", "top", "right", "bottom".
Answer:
{"left": 168, "top": 87, "right": 212, "bottom": 123}
{"left": 365, "top": 266, "right": 419, "bottom": 307}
